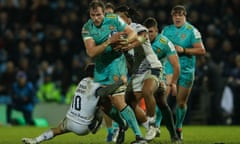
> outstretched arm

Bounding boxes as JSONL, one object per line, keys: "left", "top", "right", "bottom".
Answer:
{"left": 96, "top": 80, "right": 124, "bottom": 97}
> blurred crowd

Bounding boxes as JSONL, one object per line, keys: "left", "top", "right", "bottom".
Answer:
{"left": 0, "top": 0, "right": 239, "bottom": 125}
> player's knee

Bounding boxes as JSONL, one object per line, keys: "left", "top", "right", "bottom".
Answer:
{"left": 177, "top": 103, "right": 186, "bottom": 108}
{"left": 142, "top": 89, "right": 154, "bottom": 99}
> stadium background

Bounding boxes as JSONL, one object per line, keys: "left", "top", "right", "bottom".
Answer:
{"left": 0, "top": 0, "right": 239, "bottom": 126}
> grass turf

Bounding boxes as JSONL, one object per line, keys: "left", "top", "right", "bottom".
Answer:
{"left": 0, "top": 125, "right": 240, "bottom": 144}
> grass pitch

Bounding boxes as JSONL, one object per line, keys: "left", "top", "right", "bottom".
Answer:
{"left": 0, "top": 125, "right": 240, "bottom": 144}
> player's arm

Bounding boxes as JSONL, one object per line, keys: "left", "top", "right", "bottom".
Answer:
{"left": 117, "top": 30, "right": 147, "bottom": 52}
{"left": 83, "top": 32, "right": 124, "bottom": 58}
{"left": 167, "top": 54, "right": 180, "bottom": 96}
{"left": 175, "top": 42, "right": 205, "bottom": 56}
{"left": 96, "top": 80, "right": 124, "bottom": 97}
{"left": 175, "top": 29, "right": 206, "bottom": 56}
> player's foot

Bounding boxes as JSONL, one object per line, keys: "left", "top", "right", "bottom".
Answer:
{"left": 116, "top": 125, "right": 128, "bottom": 144}
{"left": 171, "top": 136, "right": 181, "bottom": 144}
{"left": 176, "top": 128, "right": 183, "bottom": 140}
{"left": 112, "top": 128, "right": 119, "bottom": 142}
{"left": 106, "top": 132, "right": 113, "bottom": 142}
{"left": 22, "top": 138, "right": 38, "bottom": 144}
{"left": 145, "top": 123, "right": 157, "bottom": 141}
{"left": 155, "top": 128, "right": 161, "bottom": 137}
{"left": 131, "top": 136, "right": 148, "bottom": 144}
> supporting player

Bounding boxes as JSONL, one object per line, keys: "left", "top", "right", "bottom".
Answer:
{"left": 162, "top": 5, "right": 206, "bottom": 141}
{"left": 21, "top": 64, "right": 125, "bottom": 144}
{"left": 114, "top": 5, "right": 162, "bottom": 141}
{"left": 143, "top": 17, "right": 180, "bottom": 143}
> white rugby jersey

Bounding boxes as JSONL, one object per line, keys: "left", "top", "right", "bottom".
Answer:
{"left": 129, "top": 23, "right": 162, "bottom": 74}
{"left": 66, "top": 77, "right": 100, "bottom": 125}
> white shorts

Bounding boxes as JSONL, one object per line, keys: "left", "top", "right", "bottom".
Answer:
{"left": 131, "top": 69, "right": 160, "bottom": 92}
{"left": 112, "top": 85, "right": 127, "bottom": 96}
{"left": 61, "top": 117, "right": 90, "bottom": 135}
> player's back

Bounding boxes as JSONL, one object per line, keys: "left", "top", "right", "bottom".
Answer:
{"left": 129, "top": 23, "right": 162, "bottom": 74}
{"left": 66, "top": 77, "right": 101, "bottom": 125}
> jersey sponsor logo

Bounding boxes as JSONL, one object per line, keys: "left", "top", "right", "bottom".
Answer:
{"left": 106, "top": 14, "right": 117, "bottom": 19}
{"left": 160, "top": 37, "right": 167, "bottom": 44}
{"left": 186, "top": 24, "right": 193, "bottom": 30}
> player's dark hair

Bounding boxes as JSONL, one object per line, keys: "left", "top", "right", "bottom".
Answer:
{"left": 143, "top": 17, "right": 158, "bottom": 29}
{"left": 171, "top": 5, "right": 187, "bottom": 16}
{"left": 89, "top": 0, "right": 105, "bottom": 12}
{"left": 115, "top": 5, "right": 142, "bottom": 22}
{"left": 85, "top": 63, "right": 95, "bottom": 78}
{"left": 105, "top": 2, "right": 115, "bottom": 11}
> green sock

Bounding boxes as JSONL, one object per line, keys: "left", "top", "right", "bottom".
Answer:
{"left": 162, "top": 106, "right": 177, "bottom": 138}
{"left": 109, "top": 106, "right": 126, "bottom": 128}
{"left": 155, "top": 106, "right": 162, "bottom": 128}
{"left": 113, "top": 121, "right": 119, "bottom": 130}
{"left": 107, "top": 127, "right": 113, "bottom": 134}
{"left": 120, "top": 105, "right": 142, "bottom": 137}
{"left": 176, "top": 105, "right": 187, "bottom": 129}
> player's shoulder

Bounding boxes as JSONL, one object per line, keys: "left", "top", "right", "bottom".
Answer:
{"left": 130, "top": 22, "right": 147, "bottom": 33}
{"left": 162, "top": 24, "right": 174, "bottom": 30}
{"left": 161, "top": 24, "right": 174, "bottom": 34}
{"left": 105, "top": 13, "right": 118, "bottom": 19}
{"left": 184, "top": 22, "right": 198, "bottom": 31}
{"left": 157, "top": 34, "right": 169, "bottom": 45}
{"left": 105, "top": 13, "right": 124, "bottom": 25}
{"left": 82, "top": 19, "right": 92, "bottom": 33}
{"left": 81, "top": 77, "right": 93, "bottom": 83}
{"left": 82, "top": 19, "right": 92, "bottom": 28}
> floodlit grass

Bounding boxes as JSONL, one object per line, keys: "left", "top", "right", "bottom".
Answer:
{"left": 0, "top": 125, "right": 240, "bottom": 144}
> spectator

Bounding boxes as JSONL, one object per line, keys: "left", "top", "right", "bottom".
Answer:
{"left": 6, "top": 71, "right": 36, "bottom": 125}
{"left": 0, "top": 61, "right": 16, "bottom": 103}
{"left": 227, "top": 54, "right": 240, "bottom": 125}
{"left": 196, "top": 53, "right": 224, "bottom": 125}
{"left": 36, "top": 71, "right": 62, "bottom": 103}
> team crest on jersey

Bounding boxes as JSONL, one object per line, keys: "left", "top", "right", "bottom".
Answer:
{"left": 109, "top": 25, "right": 115, "bottom": 31}
{"left": 185, "top": 81, "right": 192, "bottom": 87}
{"left": 181, "top": 34, "right": 186, "bottom": 39}
{"left": 157, "top": 48, "right": 161, "bottom": 53}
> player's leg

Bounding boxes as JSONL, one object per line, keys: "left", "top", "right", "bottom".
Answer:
{"left": 155, "top": 85, "right": 178, "bottom": 142}
{"left": 155, "top": 74, "right": 173, "bottom": 128}
{"left": 6, "top": 104, "right": 13, "bottom": 125}
{"left": 108, "top": 57, "right": 147, "bottom": 143}
{"left": 176, "top": 75, "right": 193, "bottom": 140}
{"left": 103, "top": 114, "right": 114, "bottom": 142}
{"left": 141, "top": 75, "right": 159, "bottom": 141}
{"left": 100, "top": 96, "right": 129, "bottom": 144}
{"left": 111, "top": 93, "right": 145, "bottom": 143}
{"left": 22, "top": 104, "right": 35, "bottom": 125}
{"left": 142, "top": 77, "right": 158, "bottom": 119}
{"left": 155, "top": 106, "right": 162, "bottom": 137}
{"left": 22, "top": 118, "right": 70, "bottom": 144}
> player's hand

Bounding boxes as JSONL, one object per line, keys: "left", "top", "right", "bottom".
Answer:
{"left": 109, "top": 32, "right": 125, "bottom": 44}
{"left": 175, "top": 45, "right": 184, "bottom": 53}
